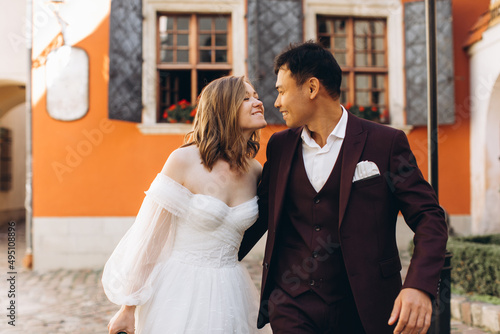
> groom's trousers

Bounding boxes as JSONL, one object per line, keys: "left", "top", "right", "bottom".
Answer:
{"left": 268, "top": 285, "right": 366, "bottom": 334}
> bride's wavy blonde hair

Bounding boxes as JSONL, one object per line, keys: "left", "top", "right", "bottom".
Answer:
{"left": 183, "top": 76, "right": 261, "bottom": 171}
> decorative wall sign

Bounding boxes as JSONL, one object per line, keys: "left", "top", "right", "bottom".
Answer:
{"left": 45, "top": 45, "right": 89, "bottom": 121}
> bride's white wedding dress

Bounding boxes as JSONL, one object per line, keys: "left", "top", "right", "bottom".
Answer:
{"left": 102, "top": 173, "right": 269, "bottom": 333}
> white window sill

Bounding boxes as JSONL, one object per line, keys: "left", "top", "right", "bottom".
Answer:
{"left": 137, "top": 123, "right": 193, "bottom": 135}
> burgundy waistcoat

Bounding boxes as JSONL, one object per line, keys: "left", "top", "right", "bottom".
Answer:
{"left": 272, "top": 144, "right": 350, "bottom": 304}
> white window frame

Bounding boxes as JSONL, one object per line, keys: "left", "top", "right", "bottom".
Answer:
{"left": 138, "top": 0, "right": 246, "bottom": 135}
{"left": 304, "top": 0, "right": 411, "bottom": 132}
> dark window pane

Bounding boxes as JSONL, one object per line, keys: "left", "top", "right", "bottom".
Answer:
{"left": 160, "top": 34, "right": 172, "bottom": 46}
{"left": 372, "top": 53, "right": 385, "bottom": 66}
{"left": 199, "top": 34, "right": 211, "bottom": 46}
{"left": 356, "top": 91, "right": 370, "bottom": 105}
{"left": 334, "top": 37, "right": 346, "bottom": 49}
{"left": 166, "top": 16, "right": 174, "bottom": 30}
{"left": 355, "top": 74, "right": 370, "bottom": 89}
{"left": 355, "top": 53, "right": 368, "bottom": 66}
{"left": 334, "top": 19, "right": 346, "bottom": 33}
{"left": 378, "top": 91, "right": 385, "bottom": 105}
{"left": 177, "top": 33, "right": 188, "bottom": 46}
{"left": 197, "top": 70, "right": 230, "bottom": 94}
{"left": 355, "top": 21, "right": 369, "bottom": 35}
{"left": 215, "top": 50, "right": 227, "bottom": 63}
{"left": 319, "top": 36, "right": 331, "bottom": 48}
{"left": 158, "top": 70, "right": 191, "bottom": 122}
{"left": 340, "top": 91, "right": 348, "bottom": 105}
{"left": 199, "top": 17, "right": 212, "bottom": 30}
{"left": 318, "top": 18, "right": 329, "bottom": 33}
{"left": 341, "top": 74, "right": 348, "bottom": 89}
{"left": 178, "top": 17, "right": 189, "bottom": 30}
{"left": 160, "top": 49, "right": 173, "bottom": 62}
{"left": 355, "top": 37, "right": 367, "bottom": 50}
{"left": 215, "top": 17, "right": 227, "bottom": 30}
{"left": 215, "top": 34, "right": 227, "bottom": 46}
{"left": 334, "top": 52, "right": 346, "bottom": 66}
{"left": 373, "top": 37, "right": 384, "bottom": 50}
{"left": 177, "top": 50, "right": 189, "bottom": 62}
{"left": 372, "top": 91, "right": 380, "bottom": 104}
{"left": 200, "top": 50, "right": 211, "bottom": 62}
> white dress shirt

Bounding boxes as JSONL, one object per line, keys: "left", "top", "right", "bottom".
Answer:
{"left": 301, "top": 107, "right": 348, "bottom": 192}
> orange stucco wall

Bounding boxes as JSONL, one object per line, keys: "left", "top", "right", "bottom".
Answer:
{"left": 33, "top": 0, "right": 488, "bottom": 217}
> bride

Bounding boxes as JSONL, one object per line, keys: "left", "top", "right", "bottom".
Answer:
{"left": 102, "top": 76, "right": 270, "bottom": 333}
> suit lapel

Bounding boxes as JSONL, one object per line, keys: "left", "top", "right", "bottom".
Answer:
{"left": 339, "top": 113, "right": 367, "bottom": 226}
{"left": 272, "top": 127, "right": 303, "bottom": 227}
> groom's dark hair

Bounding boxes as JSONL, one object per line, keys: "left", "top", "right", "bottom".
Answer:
{"left": 274, "top": 40, "right": 342, "bottom": 100}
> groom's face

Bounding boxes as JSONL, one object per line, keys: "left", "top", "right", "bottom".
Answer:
{"left": 274, "top": 68, "right": 312, "bottom": 128}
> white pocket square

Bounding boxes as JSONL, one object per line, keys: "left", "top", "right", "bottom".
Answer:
{"left": 352, "top": 161, "right": 380, "bottom": 182}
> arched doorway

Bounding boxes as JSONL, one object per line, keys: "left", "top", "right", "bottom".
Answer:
{"left": 0, "top": 80, "right": 25, "bottom": 118}
{"left": 0, "top": 80, "right": 26, "bottom": 225}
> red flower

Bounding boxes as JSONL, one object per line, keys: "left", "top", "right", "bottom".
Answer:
{"left": 190, "top": 108, "right": 197, "bottom": 117}
{"left": 169, "top": 119, "right": 177, "bottom": 123}
{"left": 359, "top": 106, "right": 365, "bottom": 112}
{"left": 371, "top": 106, "right": 378, "bottom": 111}
{"left": 345, "top": 102, "right": 352, "bottom": 110}
{"left": 163, "top": 111, "right": 168, "bottom": 119}
{"left": 185, "top": 120, "right": 192, "bottom": 124}
{"left": 168, "top": 104, "right": 176, "bottom": 111}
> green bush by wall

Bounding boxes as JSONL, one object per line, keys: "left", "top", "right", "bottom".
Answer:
{"left": 447, "top": 234, "right": 500, "bottom": 298}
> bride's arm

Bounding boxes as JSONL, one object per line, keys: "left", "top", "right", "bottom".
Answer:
{"left": 102, "top": 150, "right": 190, "bottom": 306}
{"left": 102, "top": 192, "right": 179, "bottom": 306}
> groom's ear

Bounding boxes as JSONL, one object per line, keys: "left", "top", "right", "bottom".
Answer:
{"left": 308, "top": 77, "right": 320, "bottom": 99}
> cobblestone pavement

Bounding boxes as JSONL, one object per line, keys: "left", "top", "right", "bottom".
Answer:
{"left": 0, "top": 221, "right": 492, "bottom": 333}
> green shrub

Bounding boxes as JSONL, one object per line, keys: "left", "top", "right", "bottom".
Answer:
{"left": 447, "top": 234, "right": 500, "bottom": 298}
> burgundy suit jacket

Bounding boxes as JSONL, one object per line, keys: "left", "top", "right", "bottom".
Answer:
{"left": 238, "top": 113, "right": 448, "bottom": 333}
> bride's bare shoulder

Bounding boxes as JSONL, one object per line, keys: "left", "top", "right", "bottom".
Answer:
{"left": 248, "top": 158, "right": 263, "bottom": 181}
{"left": 161, "top": 145, "right": 200, "bottom": 184}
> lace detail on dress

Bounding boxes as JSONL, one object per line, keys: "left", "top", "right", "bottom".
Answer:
{"left": 169, "top": 244, "right": 238, "bottom": 268}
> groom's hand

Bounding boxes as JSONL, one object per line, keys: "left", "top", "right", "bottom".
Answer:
{"left": 388, "top": 288, "right": 432, "bottom": 334}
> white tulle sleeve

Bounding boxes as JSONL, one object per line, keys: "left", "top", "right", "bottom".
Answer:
{"left": 101, "top": 173, "right": 191, "bottom": 306}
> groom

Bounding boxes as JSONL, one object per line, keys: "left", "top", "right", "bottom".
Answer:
{"left": 238, "top": 41, "right": 448, "bottom": 334}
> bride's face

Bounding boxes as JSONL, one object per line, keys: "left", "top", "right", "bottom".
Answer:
{"left": 238, "top": 82, "right": 267, "bottom": 136}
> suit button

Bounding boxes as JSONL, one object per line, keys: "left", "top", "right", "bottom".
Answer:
{"left": 314, "top": 198, "right": 320, "bottom": 204}
{"left": 309, "top": 280, "right": 315, "bottom": 286}
{"left": 314, "top": 225, "right": 321, "bottom": 232}
{"left": 264, "top": 262, "right": 269, "bottom": 269}
{"left": 312, "top": 251, "right": 318, "bottom": 258}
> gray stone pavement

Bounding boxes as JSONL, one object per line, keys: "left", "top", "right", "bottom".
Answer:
{"left": 0, "top": 221, "right": 492, "bottom": 333}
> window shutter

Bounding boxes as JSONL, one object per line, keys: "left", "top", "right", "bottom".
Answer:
{"left": 247, "top": 0, "right": 303, "bottom": 124}
{"left": 404, "top": 0, "right": 455, "bottom": 126}
{"left": 108, "top": 0, "right": 143, "bottom": 122}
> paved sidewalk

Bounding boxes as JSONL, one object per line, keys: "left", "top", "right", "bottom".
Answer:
{"left": 0, "top": 221, "right": 492, "bottom": 333}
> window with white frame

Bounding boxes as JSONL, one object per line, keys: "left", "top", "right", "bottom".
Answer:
{"left": 317, "top": 16, "right": 389, "bottom": 123}
{"left": 156, "top": 14, "right": 232, "bottom": 123}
